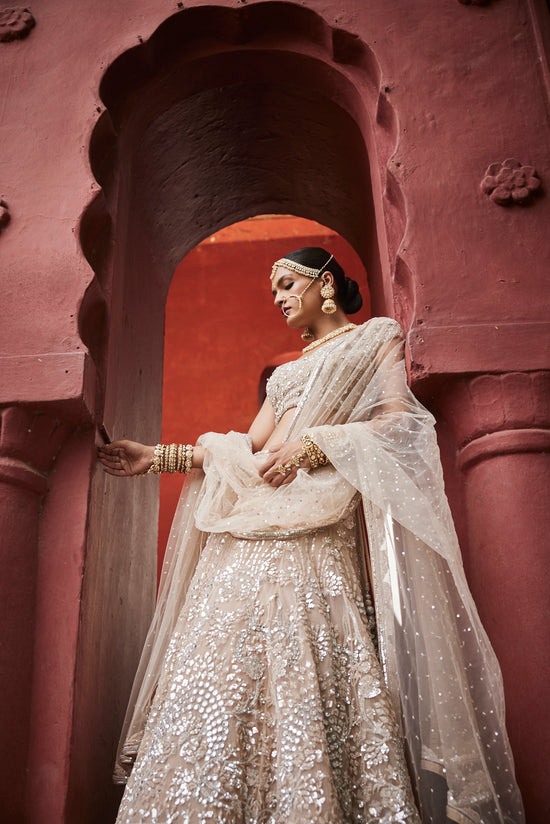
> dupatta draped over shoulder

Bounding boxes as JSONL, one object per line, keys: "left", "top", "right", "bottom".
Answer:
{"left": 114, "top": 318, "right": 524, "bottom": 824}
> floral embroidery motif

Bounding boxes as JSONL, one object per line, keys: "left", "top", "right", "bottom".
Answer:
{"left": 116, "top": 520, "right": 419, "bottom": 823}
{"left": 481, "top": 158, "right": 542, "bottom": 205}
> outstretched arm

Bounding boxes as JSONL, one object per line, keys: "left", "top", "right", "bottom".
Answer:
{"left": 98, "top": 440, "right": 206, "bottom": 477}
{"left": 97, "top": 397, "right": 307, "bottom": 482}
{"left": 96, "top": 397, "right": 278, "bottom": 478}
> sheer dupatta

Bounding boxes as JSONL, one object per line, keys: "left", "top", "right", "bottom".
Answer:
{"left": 113, "top": 318, "right": 524, "bottom": 824}
{"left": 113, "top": 473, "right": 206, "bottom": 783}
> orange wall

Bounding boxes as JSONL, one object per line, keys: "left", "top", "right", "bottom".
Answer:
{"left": 159, "top": 216, "right": 370, "bottom": 567}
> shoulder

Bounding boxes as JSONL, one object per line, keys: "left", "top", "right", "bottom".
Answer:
{"left": 353, "top": 317, "right": 404, "bottom": 345}
{"left": 320, "top": 318, "right": 404, "bottom": 375}
{"left": 334, "top": 318, "right": 404, "bottom": 372}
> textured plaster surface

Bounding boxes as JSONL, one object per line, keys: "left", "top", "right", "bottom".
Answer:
{"left": 0, "top": 0, "right": 547, "bottom": 374}
{"left": 0, "top": 1, "right": 549, "bottom": 822}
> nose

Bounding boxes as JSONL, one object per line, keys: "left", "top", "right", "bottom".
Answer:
{"left": 273, "top": 289, "right": 284, "bottom": 306}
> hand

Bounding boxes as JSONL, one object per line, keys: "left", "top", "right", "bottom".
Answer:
{"left": 97, "top": 440, "right": 155, "bottom": 477}
{"left": 259, "top": 441, "right": 311, "bottom": 487}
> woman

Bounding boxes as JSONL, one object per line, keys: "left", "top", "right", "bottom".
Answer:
{"left": 99, "top": 248, "right": 524, "bottom": 824}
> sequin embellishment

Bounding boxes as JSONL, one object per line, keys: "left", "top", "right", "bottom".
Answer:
{"left": 116, "top": 518, "right": 420, "bottom": 823}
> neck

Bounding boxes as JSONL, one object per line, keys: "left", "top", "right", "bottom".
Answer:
{"left": 307, "top": 309, "right": 350, "bottom": 340}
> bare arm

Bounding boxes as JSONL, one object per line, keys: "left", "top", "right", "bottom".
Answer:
{"left": 247, "top": 397, "right": 277, "bottom": 452}
{"left": 96, "top": 398, "right": 278, "bottom": 478}
{"left": 98, "top": 440, "right": 206, "bottom": 477}
{"left": 97, "top": 398, "right": 307, "bottom": 483}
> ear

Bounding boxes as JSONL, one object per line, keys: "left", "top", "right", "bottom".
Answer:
{"left": 321, "top": 271, "right": 335, "bottom": 288}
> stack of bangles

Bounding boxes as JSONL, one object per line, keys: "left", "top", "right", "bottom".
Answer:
{"left": 139, "top": 443, "right": 194, "bottom": 475}
{"left": 276, "top": 433, "right": 329, "bottom": 477}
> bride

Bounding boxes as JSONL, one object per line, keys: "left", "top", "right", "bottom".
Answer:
{"left": 99, "top": 247, "right": 524, "bottom": 824}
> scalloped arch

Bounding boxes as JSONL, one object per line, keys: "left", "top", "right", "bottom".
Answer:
{"left": 78, "top": 1, "right": 409, "bottom": 430}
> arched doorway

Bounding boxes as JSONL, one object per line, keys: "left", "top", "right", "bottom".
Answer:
{"left": 158, "top": 214, "right": 372, "bottom": 570}
{"left": 73, "top": 5, "right": 405, "bottom": 820}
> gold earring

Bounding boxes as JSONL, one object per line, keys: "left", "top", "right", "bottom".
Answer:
{"left": 320, "top": 282, "right": 337, "bottom": 314}
{"left": 301, "top": 327, "right": 314, "bottom": 341}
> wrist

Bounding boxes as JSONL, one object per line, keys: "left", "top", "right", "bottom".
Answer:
{"left": 135, "top": 443, "right": 195, "bottom": 475}
{"left": 301, "top": 433, "right": 329, "bottom": 469}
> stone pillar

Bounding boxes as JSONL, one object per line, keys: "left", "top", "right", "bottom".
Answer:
{"left": 0, "top": 406, "right": 66, "bottom": 822}
{"left": 438, "top": 372, "right": 550, "bottom": 824}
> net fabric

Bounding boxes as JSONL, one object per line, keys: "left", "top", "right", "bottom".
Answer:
{"left": 114, "top": 317, "right": 524, "bottom": 824}
{"left": 116, "top": 521, "right": 420, "bottom": 823}
{"left": 113, "top": 473, "right": 206, "bottom": 783}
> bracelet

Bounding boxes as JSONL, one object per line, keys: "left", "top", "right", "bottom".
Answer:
{"left": 301, "top": 433, "right": 329, "bottom": 469}
{"left": 144, "top": 443, "right": 194, "bottom": 475}
{"left": 276, "top": 450, "right": 306, "bottom": 476}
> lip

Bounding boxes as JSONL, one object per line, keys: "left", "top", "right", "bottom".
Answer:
{"left": 282, "top": 305, "right": 292, "bottom": 317}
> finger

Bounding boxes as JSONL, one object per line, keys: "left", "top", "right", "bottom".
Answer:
{"left": 268, "top": 468, "right": 295, "bottom": 487}
{"left": 102, "top": 466, "right": 129, "bottom": 476}
{"left": 99, "top": 452, "right": 125, "bottom": 467}
{"left": 265, "top": 462, "right": 288, "bottom": 483}
{"left": 261, "top": 466, "right": 277, "bottom": 483}
{"left": 259, "top": 456, "right": 279, "bottom": 477}
{"left": 99, "top": 454, "right": 123, "bottom": 468}
{"left": 98, "top": 444, "right": 121, "bottom": 455}
{"left": 99, "top": 458, "right": 120, "bottom": 469}
{"left": 262, "top": 465, "right": 280, "bottom": 485}
{"left": 98, "top": 450, "right": 121, "bottom": 462}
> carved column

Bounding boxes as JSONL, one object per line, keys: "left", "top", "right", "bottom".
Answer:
{"left": 437, "top": 371, "right": 550, "bottom": 823}
{"left": 0, "top": 406, "right": 66, "bottom": 822}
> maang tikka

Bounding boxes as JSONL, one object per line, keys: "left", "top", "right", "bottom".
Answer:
{"left": 320, "top": 281, "right": 337, "bottom": 314}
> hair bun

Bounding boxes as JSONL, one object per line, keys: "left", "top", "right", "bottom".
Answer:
{"left": 341, "top": 277, "right": 362, "bottom": 314}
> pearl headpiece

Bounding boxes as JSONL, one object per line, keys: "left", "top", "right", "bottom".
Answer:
{"left": 270, "top": 253, "right": 334, "bottom": 283}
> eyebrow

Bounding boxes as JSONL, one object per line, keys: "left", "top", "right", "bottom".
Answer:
{"left": 271, "top": 274, "right": 290, "bottom": 295}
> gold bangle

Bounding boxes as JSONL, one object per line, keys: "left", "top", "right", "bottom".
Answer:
{"left": 142, "top": 443, "right": 194, "bottom": 475}
{"left": 301, "top": 434, "right": 329, "bottom": 469}
{"left": 184, "top": 444, "right": 193, "bottom": 473}
{"left": 147, "top": 443, "right": 163, "bottom": 474}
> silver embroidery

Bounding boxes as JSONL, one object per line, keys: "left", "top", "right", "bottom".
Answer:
{"left": 116, "top": 518, "right": 420, "bottom": 823}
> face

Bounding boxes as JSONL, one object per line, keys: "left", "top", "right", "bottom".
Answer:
{"left": 271, "top": 267, "right": 321, "bottom": 329}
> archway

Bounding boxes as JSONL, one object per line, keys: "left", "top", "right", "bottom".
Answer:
{"left": 158, "top": 213, "right": 372, "bottom": 568}
{"left": 72, "top": 4, "right": 404, "bottom": 820}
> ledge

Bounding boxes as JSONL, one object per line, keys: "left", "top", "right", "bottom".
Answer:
{"left": 0, "top": 352, "right": 98, "bottom": 423}
{"left": 408, "top": 321, "right": 550, "bottom": 384}
{"left": 458, "top": 428, "right": 550, "bottom": 470}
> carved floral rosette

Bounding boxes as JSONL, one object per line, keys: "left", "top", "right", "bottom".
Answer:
{"left": 0, "top": 199, "right": 10, "bottom": 232}
{"left": 481, "top": 158, "right": 542, "bottom": 206}
{"left": 0, "top": 7, "right": 35, "bottom": 42}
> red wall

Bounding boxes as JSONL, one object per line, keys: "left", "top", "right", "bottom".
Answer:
{"left": 159, "top": 215, "right": 371, "bottom": 565}
{"left": 1, "top": 2, "right": 549, "bottom": 821}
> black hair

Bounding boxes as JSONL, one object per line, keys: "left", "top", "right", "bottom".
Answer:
{"left": 281, "top": 247, "right": 363, "bottom": 314}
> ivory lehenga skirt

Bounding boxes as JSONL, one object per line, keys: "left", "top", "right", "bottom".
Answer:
{"left": 115, "top": 513, "right": 420, "bottom": 824}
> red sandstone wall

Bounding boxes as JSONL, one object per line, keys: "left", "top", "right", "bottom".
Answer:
{"left": 0, "top": 2, "right": 548, "bottom": 822}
